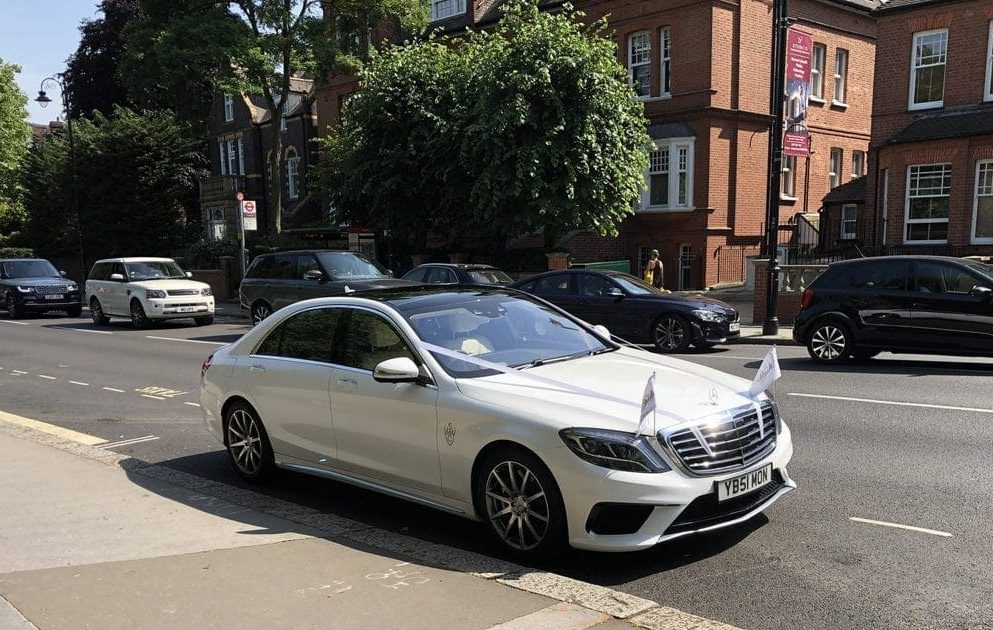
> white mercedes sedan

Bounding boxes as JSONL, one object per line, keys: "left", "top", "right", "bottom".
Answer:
{"left": 200, "top": 287, "right": 794, "bottom": 556}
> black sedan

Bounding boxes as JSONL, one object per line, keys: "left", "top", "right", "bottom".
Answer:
{"left": 1, "top": 258, "right": 82, "bottom": 319}
{"left": 511, "top": 269, "right": 740, "bottom": 352}
{"left": 402, "top": 263, "right": 514, "bottom": 286}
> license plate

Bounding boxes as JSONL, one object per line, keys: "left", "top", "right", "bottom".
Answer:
{"left": 44, "top": 294, "right": 63, "bottom": 300}
{"left": 717, "top": 464, "right": 772, "bottom": 502}
{"left": 729, "top": 321, "right": 740, "bottom": 332}
{"left": 176, "top": 307, "right": 196, "bottom": 313}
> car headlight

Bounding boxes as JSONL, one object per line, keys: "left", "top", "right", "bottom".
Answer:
{"left": 146, "top": 289, "right": 167, "bottom": 299}
{"left": 67, "top": 283, "right": 78, "bottom": 291}
{"left": 201, "top": 287, "right": 212, "bottom": 296}
{"left": 692, "top": 309, "right": 725, "bottom": 322}
{"left": 16, "top": 286, "right": 34, "bottom": 293}
{"left": 559, "top": 428, "right": 671, "bottom": 473}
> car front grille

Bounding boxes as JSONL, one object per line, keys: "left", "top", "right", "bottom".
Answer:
{"left": 33, "top": 285, "right": 71, "bottom": 295}
{"left": 167, "top": 289, "right": 200, "bottom": 296}
{"left": 662, "top": 403, "right": 777, "bottom": 476}
{"left": 663, "top": 470, "right": 786, "bottom": 536}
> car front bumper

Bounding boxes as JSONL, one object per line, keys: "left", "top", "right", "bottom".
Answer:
{"left": 543, "top": 423, "right": 794, "bottom": 552}
{"left": 17, "top": 295, "right": 82, "bottom": 310}
{"left": 145, "top": 297, "right": 215, "bottom": 319}
{"left": 692, "top": 319, "right": 742, "bottom": 345}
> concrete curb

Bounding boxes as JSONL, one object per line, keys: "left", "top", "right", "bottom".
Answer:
{"left": 733, "top": 336, "right": 799, "bottom": 347}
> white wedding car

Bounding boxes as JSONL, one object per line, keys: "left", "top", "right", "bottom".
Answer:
{"left": 200, "top": 287, "right": 794, "bottom": 556}
{"left": 86, "top": 258, "right": 215, "bottom": 328}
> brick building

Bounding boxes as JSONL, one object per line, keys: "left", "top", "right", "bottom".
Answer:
{"left": 863, "top": 0, "right": 993, "bottom": 255}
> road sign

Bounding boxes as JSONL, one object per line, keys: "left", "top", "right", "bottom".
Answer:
{"left": 236, "top": 191, "right": 244, "bottom": 201}
{"left": 241, "top": 200, "right": 257, "bottom": 231}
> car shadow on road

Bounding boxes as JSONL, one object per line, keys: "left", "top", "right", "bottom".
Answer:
{"left": 745, "top": 356, "right": 993, "bottom": 377}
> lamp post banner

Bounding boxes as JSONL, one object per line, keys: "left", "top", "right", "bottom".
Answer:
{"left": 783, "top": 28, "right": 813, "bottom": 158}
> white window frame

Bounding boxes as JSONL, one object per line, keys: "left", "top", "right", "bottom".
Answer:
{"left": 973, "top": 160, "right": 993, "bottom": 244}
{"left": 287, "top": 155, "right": 301, "bottom": 200}
{"left": 280, "top": 99, "right": 288, "bottom": 132}
{"left": 660, "top": 27, "right": 672, "bottom": 97}
{"left": 904, "top": 163, "right": 951, "bottom": 244}
{"left": 985, "top": 22, "right": 993, "bottom": 102}
{"left": 829, "top": 148, "right": 842, "bottom": 189}
{"left": 223, "top": 94, "right": 234, "bottom": 122}
{"left": 781, "top": 155, "right": 797, "bottom": 199}
{"left": 851, "top": 150, "right": 864, "bottom": 180}
{"left": 207, "top": 208, "right": 226, "bottom": 241}
{"left": 840, "top": 204, "right": 858, "bottom": 240}
{"left": 218, "top": 140, "right": 227, "bottom": 175}
{"left": 909, "top": 29, "right": 948, "bottom": 111}
{"left": 628, "top": 31, "right": 651, "bottom": 99}
{"left": 810, "top": 44, "right": 826, "bottom": 101}
{"left": 429, "top": 0, "right": 465, "bottom": 22}
{"left": 641, "top": 137, "right": 695, "bottom": 212}
{"left": 833, "top": 49, "right": 848, "bottom": 106}
{"left": 226, "top": 139, "right": 238, "bottom": 176}
{"left": 237, "top": 137, "right": 245, "bottom": 175}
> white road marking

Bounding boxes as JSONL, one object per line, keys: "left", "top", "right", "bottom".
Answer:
{"left": 849, "top": 517, "right": 952, "bottom": 538}
{"left": 70, "top": 328, "right": 112, "bottom": 334}
{"left": 141, "top": 394, "right": 166, "bottom": 401}
{"left": 184, "top": 402, "right": 201, "bottom": 407}
{"left": 102, "top": 387, "right": 125, "bottom": 393}
{"left": 100, "top": 435, "right": 160, "bottom": 449}
{"left": 135, "top": 386, "right": 187, "bottom": 398}
{"left": 11, "top": 370, "right": 26, "bottom": 375}
{"left": 690, "top": 354, "right": 770, "bottom": 361}
{"left": 69, "top": 381, "right": 90, "bottom": 387}
{"left": 788, "top": 392, "right": 993, "bottom": 414}
{"left": 146, "top": 335, "right": 226, "bottom": 346}
{"left": 0, "top": 409, "right": 106, "bottom": 445}
{"left": 0, "top": 320, "right": 29, "bottom": 326}
{"left": 37, "top": 375, "right": 57, "bottom": 380}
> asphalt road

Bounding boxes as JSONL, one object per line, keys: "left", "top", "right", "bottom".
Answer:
{"left": 1, "top": 312, "right": 991, "bottom": 630}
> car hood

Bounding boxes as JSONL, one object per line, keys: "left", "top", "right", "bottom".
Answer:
{"left": 4, "top": 277, "right": 75, "bottom": 287}
{"left": 637, "top": 294, "right": 737, "bottom": 313}
{"left": 347, "top": 279, "right": 418, "bottom": 290}
{"left": 128, "top": 279, "right": 211, "bottom": 291}
{"left": 455, "top": 347, "right": 758, "bottom": 433}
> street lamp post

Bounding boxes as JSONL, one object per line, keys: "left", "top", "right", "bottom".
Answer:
{"left": 36, "top": 76, "right": 86, "bottom": 279}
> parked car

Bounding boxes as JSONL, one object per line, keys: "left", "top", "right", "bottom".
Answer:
{"left": 239, "top": 250, "right": 414, "bottom": 324}
{"left": 1, "top": 258, "right": 82, "bottom": 318}
{"left": 85, "top": 257, "right": 215, "bottom": 329}
{"left": 793, "top": 255, "right": 993, "bottom": 363}
{"left": 402, "top": 263, "right": 514, "bottom": 286}
{"left": 511, "top": 270, "right": 740, "bottom": 352}
{"left": 200, "top": 286, "right": 794, "bottom": 556}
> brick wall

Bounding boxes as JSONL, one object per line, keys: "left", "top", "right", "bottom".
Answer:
{"left": 752, "top": 260, "right": 803, "bottom": 325}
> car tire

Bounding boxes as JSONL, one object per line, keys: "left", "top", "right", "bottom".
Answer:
{"left": 193, "top": 315, "right": 214, "bottom": 327}
{"left": 806, "top": 318, "right": 853, "bottom": 363}
{"left": 66, "top": 305, "right": 82, "bottom": 317}
{"left": 652, "top": 313, "right": 692, "bottom": 353}
{"left": 251, "top": 301, "right": 272, "bottom": 326}
{"left": 90, "top": 298, "right": 110, "bottom": 325}
{"left": 224, "top": 402, "right": 276, "bottom": 483}
{"left": 130, "top": 299, "right": 151, "bottom": 330}
{"left": 5, "top": 293, "right": 23, "bottom": 319}
{"left": 474, "top": 446, "right": 567, "bottom": 559}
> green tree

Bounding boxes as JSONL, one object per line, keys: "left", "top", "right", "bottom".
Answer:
{"left": 121, "top": 0, "right": 427, "bottom": 237}
{"left": 0, "top": 59, "right": 32, "bottom": 245}
{"left": 319, "top": 0, "right": 650, "bottom": 246}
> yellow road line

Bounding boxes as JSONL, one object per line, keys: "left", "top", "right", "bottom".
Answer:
{"left": 0, "top": 410, "right": 107, "bottom": 446}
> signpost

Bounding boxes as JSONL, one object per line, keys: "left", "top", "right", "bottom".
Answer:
{"left": 237, "top": 196, "right": 256, "bottom": 280}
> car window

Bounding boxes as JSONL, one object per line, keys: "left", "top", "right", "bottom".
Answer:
{"left": 88, "top": 263, "right": 108, "bottom": 281}
{"left": 611, "top": 274, "right": 658, "bottom": 295}
{"left": 315, "top": 252, "right": 389, "bottom": 280}
{"left": 425, "top": 268, "right": 456, "bottom": 284}
{"left": 467, "top": 269, "right": 513, "bottom": 284}
{"left": 255, "top": 308, "right": 342, "bottom": 362}
{"left": 123, "top": 260, "right": 186, "bottom": 280}
{"left": 246, "top": 256, "right": 272, "bottom": 279}
{"left": 270, "top": 254, "right": 296, "bottom": 279}
{"left": 2, "top": 260, "right": 60, "bottom": 278}
{"left": 112, "top": 263, "right": 127, "bottom": 279}
{"left": 339, "top": 310, "right": 416, "bottom": 371}
{"left": 403, "top": 268, "right": 428, "bottom": 283}
{"left": 297, "top": 254, "right": 320, "bottom": 278}
{"left": 916, "top": 262, "right": 982, "bottom": 294}
{"left": 532, "top": 275, "right": 572, "bottom": 295}
{"left": 576, "top": 274, "right": 614, "bottom": 297}
{"left": 849, "top": 261, "right": 910, "bottom": 291}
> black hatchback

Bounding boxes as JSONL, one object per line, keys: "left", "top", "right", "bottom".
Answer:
{"left": 511, "top": 269, "right": 740, "bottom": 352}
{"left": 793, "top": 256, "right": 993, "bottom": 363}
{"left": 1, "top": 258, "right": 82, "bottom": 319}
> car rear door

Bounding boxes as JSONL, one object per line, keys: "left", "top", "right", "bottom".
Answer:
{"left": 910, "top": 261, "right": 993, "bottom": 353}
{"left": 525, "top": 274, "right": 579, "bottom": 315}
{"left": 573, "top": 273, "right": 633, "bottom": 336}
{"left": 846, "top": 260, "right": 915, "bottom": 348}
{"left": 269, "top": 254, "right": 298, "bottom": 309}
{"left": 329, "top": 308, "right": 440, "bottom": 494}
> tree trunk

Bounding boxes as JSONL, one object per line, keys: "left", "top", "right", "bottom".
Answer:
{"left": 268, "top": 119, "right": 283, "bottom": 238}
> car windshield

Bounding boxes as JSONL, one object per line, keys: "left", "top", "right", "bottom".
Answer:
{"left": 393, "top": 291, "right": 614, "bottom": 378}
{"left": 962, "top": 260, "right": 993, "bottom": 282}
{"left": 124, "top": 260, "right": 186, "bottom": 280}
{"left": 610, "top": 274, "right": 660, "bottom": 295}
{"left": 2, "top": 260, "right": 60, "bottom": 279}
{"left": 468, "top": 269, "right": 513, "bottom": 284}
{"left": 316, "top": 252, "right": 389, "bottom": 279}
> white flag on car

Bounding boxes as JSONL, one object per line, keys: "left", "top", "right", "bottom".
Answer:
{"left": 749, "top": 346, "right": 782, "bottom": 397}
{"left": 637, "top": 372, "right": 658, "bottom": 436}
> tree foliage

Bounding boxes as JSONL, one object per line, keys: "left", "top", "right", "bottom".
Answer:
{"left": 0, "top": 59, "right": 32, "bottom": 246}
{"left": 21, "top": 108, "right": 208, "bottom": 262}
{"left": 319, "top": 0, "right": 650, "bottom": 245}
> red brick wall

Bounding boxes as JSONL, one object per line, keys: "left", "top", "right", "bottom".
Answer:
{"left": 752, "top": 261, "right": 802, "bottom": 325}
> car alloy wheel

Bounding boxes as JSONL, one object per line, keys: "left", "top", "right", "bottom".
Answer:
{"left": 225, "top": 404, "right": 274, "bottom": 482}
{"left": 484, "top": 460, "right": 552, "bottom": 552}
{"left": 90, "top": 298, "right": 109, "bottom": 325}
{"left": 5, "top": 294, "right": 22, "bottom": 319}
{"left": 251, "top": 302, "right": 271, "bottom": 325}
{"left": 808, "top": 322, "right": 849, "bottom": 362}
{"left": 653, "top": 314, "right": 690, "bottom": 353}
{"left": 130, "top": 300, "right": 150, "bottom": 329}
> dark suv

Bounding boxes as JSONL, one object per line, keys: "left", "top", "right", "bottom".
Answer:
{"left": 793, "top": 256, "right": 993, "bottom": 363}
{"left": 1, "top": 258, "right": 82, "bottom": 318}
{"left": 239, "top": 250, "right": 414, "bottom": 324}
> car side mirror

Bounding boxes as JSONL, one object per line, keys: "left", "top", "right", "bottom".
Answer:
{"left": 303, "top": 270, "right": 325, "bottom": 282}
{"left": 186, "top": 271, "right": 193, "bottom": 278}
{"left": 59, "top": 270, "right": 67, "bottom": 277}
{"left": 971, "top": 285, "right": 993, "bottom": 300}
{"left": 109, "top": 273, "right": 125, "bottom": 282}
{"left": 593, "top": 324, "right": 611, "bottom": 339}
{"left": 373, "top": 357, "right": 421, "bottom": 383}
{"left": 606, "top": 287, "right": 624, "bottom": 298}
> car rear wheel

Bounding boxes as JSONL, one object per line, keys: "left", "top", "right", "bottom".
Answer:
{"left": 90, "top": 298, "right": 110, "bottom": 325}
{"left": 5, "top": 293, "right": 23, "bottom": 319}
{"left": 475, "top": 446, "right": 566, "bottom": 558}
{"left": 130, "top": 299, "right": 150, "bottom": 330}
{"left": 193, "top": 315, "right": 214, "bottom": 326}
{"left": 66, "top": 305, "right": 82, "bottom": 317}
{"left": 224, "top": 402, "right": 275, "bottom": 483}
{"left": 251, "top": 301, "right": 271, "bottom": 326}
{"left": 806, "top": 319, "right": 852, "bottom": 363}
{"left": 653, "top": 314, "right": 691, "bottom": 353}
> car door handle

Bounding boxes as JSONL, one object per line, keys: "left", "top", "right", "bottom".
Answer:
{"left": 248, "top": 364, "right": 266, "bottom": 372}
{"left": 336, "top": 378, "right": 357, "bottom": 387}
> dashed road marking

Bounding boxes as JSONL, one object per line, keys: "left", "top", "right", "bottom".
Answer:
{"left": 146, "top": 335, "right": 226, "bottom": 346}
{"left": 135, "top": 386, "right": 188, "bottom": 398}
{"left": 184, "top": 402, "right": 201, "bottom": 408}
{"left": 70, "top": 328, "right": 112, "bottom": 334}
{"left": 0, "top": 320, "right": 29, "bottom": 326}
{"left": 37, "top": 375, "right": 57, "bottom": 380}
{"left": 11, "top": 370, "right": 26, "bottom": 375}
{"left": 141, "top": 394, "right": 166, "bottom": 401}
{"left": 100, "top": 435, "right": 160, "bottom": 449}
{"left": 102, "top": 387, "right": 125, "bottom": 393}
{"left": 849, "top": 517, "right": 952, "bottom": 538}
{"left": 0, "top": 409, "right": 106, "bottom": 445}
{"left": 69, "top": 381, "right": 90, "bottom": 387}
{"left": 789, "top": 392, "right": 993, "bottom": 414}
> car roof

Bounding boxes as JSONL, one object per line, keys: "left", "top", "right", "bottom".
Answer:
{"left": 414, "top": 263, "right": 498, "bottom": 270}
{"left": 255, "top": 249, "right": 364, "bottom": 256}
{"left": 0, "top": 258, "right": 50, "bottom": 262}
{"left": 93, "top": 257, "right": 178, "bottom": 263}
{"left": 828, "top": 255, "right": 975, "bottom": 267}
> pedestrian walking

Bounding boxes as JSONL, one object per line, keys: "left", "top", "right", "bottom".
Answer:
{"left": 644, "top": 249, "right": 665, "bottom": 290}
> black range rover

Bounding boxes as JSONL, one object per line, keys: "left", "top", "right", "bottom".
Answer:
{"left": 1, "top": 258, "right": 83, "bottom": 318}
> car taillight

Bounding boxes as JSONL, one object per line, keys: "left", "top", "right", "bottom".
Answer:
{"left": 800, "top": 289, "right": 814, "bottom": 309}
{"left": 201, "top": 353, "right": 214, "bottom": 379}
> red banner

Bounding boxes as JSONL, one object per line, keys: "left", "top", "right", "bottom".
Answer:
{"left": 783, "top": 29, "right": 813, "bottom": 157}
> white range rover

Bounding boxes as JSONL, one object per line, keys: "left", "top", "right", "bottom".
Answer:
{"left": 85, "top": 257, "right": 215, "bottom": 328}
